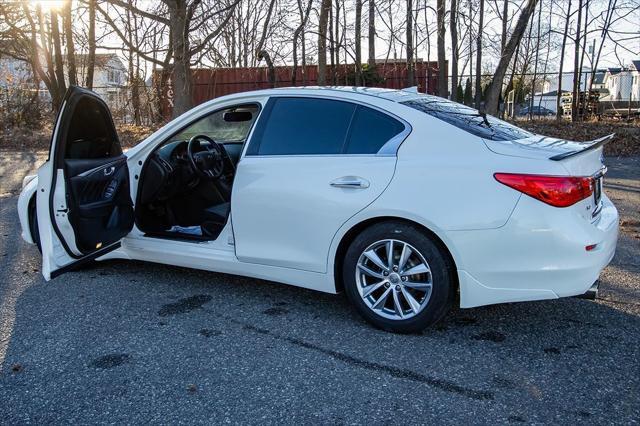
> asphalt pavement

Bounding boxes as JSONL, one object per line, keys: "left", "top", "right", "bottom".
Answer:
{"left": 0, "top": 150, "right": 638, "bottom": 424}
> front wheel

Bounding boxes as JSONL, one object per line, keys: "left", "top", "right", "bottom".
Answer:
{"left": 343, "top": 221, "right": 454, "bottom": 333}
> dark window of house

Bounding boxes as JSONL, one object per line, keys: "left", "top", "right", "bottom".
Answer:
{"left": 401, "top": 96, "right": 533, "bottom": 141}
{"left": 345, "top": 106, "right": 405, "bottom": 154}
{"left": 65, "top": 96, "right": 121, "bottom": 159}
{"left": 248, "top": 97, "right": 356, "bottom": 155}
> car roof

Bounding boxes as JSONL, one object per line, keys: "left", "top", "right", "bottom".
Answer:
{"left": 219, "top": 86, "right": 429, "bottom": 104}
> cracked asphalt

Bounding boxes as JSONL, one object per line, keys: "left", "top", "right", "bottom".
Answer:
{"left": 1, "top": 150, "right": 638, "bottom": 424}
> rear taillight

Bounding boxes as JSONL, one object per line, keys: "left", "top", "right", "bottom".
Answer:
{"left": 494, "top": 173, "right": 593, "bottom": 207}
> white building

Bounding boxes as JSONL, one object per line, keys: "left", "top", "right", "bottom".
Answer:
{"left": 630, "top": 60, "right": 640, "bottom": 101}
{"left": 600, "top": 62, "right": 640, "bottom": 102}
{"left": 0, "top": 53, "right": 127, "bottom": 106}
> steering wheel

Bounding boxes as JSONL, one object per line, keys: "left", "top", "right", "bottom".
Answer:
{"left": 187, "top": 134, "right": 226, "bottom": 180}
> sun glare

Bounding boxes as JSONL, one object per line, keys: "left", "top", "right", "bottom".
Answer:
{"left": 30, "top": 0, "right": 67, "bottom": 11}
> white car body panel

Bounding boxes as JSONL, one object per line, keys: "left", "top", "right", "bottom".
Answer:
{"left": 18, "top": 86, "right": 619, "bottom": 308}
{"left": 232, "top": 155, "right": 397, "bottom": 273}
{"left": 18, "top": 175, "right": 37, "bottom": 244}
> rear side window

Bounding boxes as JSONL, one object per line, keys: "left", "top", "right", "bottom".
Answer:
{"left": 247, "top": 97, "right": 405, "bottom": 155}
{"left": 345, "top": 107, "right": 405, "bottom": 154}
{"left": 401, "top": 96, "right": 533, "bottom": 141}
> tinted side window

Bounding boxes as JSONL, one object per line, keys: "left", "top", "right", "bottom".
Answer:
{"left": 345, "top": 106, "right": 405, "bottom": 154}
{"left": 65, "top": 96, "right": 121, "bottom": 159}
{"left": 250, "top": 98, "right": 356, "bottom": 155}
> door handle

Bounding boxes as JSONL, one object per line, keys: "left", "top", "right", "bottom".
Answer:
{"left": 330, "top": 176, "right": 370, "bottom": 189}
{"left": 103, "top": 166, "right": 115, "bottom": 176}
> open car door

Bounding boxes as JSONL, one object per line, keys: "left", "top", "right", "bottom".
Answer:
{"left": 37, "top": 86, "right": 134, "bottom": 280}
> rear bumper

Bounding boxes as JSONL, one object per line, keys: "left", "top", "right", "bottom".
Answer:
{"left": 450, "top": 194, "right": 619, "bottom": 308}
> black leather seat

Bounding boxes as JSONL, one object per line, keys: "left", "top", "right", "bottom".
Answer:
{"left": 203, "top": 202, "right": 230, "bottom": 225}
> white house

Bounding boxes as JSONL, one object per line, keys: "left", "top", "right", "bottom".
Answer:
{"left": 600, "top": 62, "right": 640, "bottom": 102}
{"left": 630, "top": 60, "right": 640, "bottom": 101}
{"left": 0, "top": 53, "right": 127, "bottom": 107}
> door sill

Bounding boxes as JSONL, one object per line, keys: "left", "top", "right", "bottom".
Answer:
{"left": 143, "top": 232, "right": 215, "bottom": 243}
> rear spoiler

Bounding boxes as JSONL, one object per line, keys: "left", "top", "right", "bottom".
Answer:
{"left": 549, "top": 134, "right": 615, "bottom": 161}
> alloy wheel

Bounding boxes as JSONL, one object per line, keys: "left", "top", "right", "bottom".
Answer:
{"left": 355, "top": 239, "right": 433, "bottom": 320}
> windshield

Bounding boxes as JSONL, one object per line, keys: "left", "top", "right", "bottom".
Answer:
{"left": 400, "top": 96, "right": 533, "bottom": 141}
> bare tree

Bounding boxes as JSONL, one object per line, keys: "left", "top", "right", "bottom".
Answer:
{"left": 484, "top": 0, "right": 538, "bottom": 115}
{"left": 355, "top": 0, "right": 363, "bottom": 84}
{"left": 318, "top": 0, "right": 332, "bottom": 85}
{"left": 292, "top": 0, "right": 314, "bottom": 85}
{"left": 406, "top": 0, "right": 414, "bottom": 86}
{"left": 368, "top": 0, "right": 376, "bottom": 66}
{"left": 62, "top": 1, "right": 77, "bottom": 86}
{"left": 571, "top": 0, "right": 583, "bottom": 121}
{"left": 98, "top": 0, "right": 240, "bottom": 117}
{"left": 556, "top": 0, "right": 573, "bottom": 119}
{"left": 474, "top": 0, "right": 484, "bottom": 107}
{"left": 528, "top": 0, "right": 542, "bottom": 119}
{"left": 450, "top": 0, "right": 459, "bottom": 100}
{"left": 436, "top": 0, "right": 446, "bottom": 96}
{"left": 85, "top": 0, "right": 96, "bottom": 89}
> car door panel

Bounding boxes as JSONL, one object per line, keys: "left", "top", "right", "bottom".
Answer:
{"left": 37, "top": 86, "right": 133, "bottom": 279}
{"left": 231, "top": 96, "right": 405, "bottom": 274}
{"left": 232, "top": 155, "right": 396, "bottom": 273}
{"left": 65, "top": 155, "right": 133, "bottom": 252}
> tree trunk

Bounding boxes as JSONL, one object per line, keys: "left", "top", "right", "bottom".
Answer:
{"left": 577, "top": 0, "right": 589, "bottom": 119}
{"left": 355, "top": 0, "right": 363, "bottom": 85}
{"left": 258, "top": 51, "right": 276, "bottom": 87}
{"left": 556, "top": 0, "right": 572, "bottom": 119}
{"left": 587, "top": 0, "right": 615, "bottom": 98}
{"left": 63, "top": 1, "right": 77, "bottom": 86}
{"left": 528, "top": 0, "right": 542, "bottom": 119}
{"left": 86, "top": 0, "right": 96, "bottom": 89}
{"left": 317, "top": 0, "right": 332, "bottom": 85}
{"left": 474, "top": 0, "right": 484, "bottom": 108}
{"left": 450, "top": 0, "right": 458, "bottom": 100}
{"left": 50, "top": 9, "right": 66, "bottom": 109}
{"left": 292, "top": 0, "right": 313, "bottom": 85}
{"left": 368, "top": 0, "right": 376, "bottom": 66}
{"left": 334, "top": 0, "right": 340, "bottom": 84}
{"left": 436, "top": 0, "right": 446, "bottom": 96}
{"left": 571, "top": 0, "right": 583, "bottom": 121}
{"left": 169, "top": 2, "right": 192, "bottom": 117}
{"left": 329, "top": 2, "right": 336, "bottom": 83}
{"left": 484, "top": 0, "right": 538, "bottom": 115}
{"left": 406, "top": 0, "right": 414, "bottom": 86}
{"left": 500, "top": 0, "right": 508, "bottom": 55}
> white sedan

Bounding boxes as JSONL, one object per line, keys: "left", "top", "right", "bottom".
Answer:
{"left": 17, "top": 86, "right": 619, "bottom": 332}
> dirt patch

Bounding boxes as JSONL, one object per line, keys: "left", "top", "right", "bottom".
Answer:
{"left": 516, "top": 120, "right": 640, "bottom": 156}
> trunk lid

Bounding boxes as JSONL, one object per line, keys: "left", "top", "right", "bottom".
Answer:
{"left": 482, "top": 133, "right": 613, "bottom": 175}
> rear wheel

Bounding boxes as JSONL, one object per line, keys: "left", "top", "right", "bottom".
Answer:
{"left": 343, "top": 221, "right": 454, "bottom": 333}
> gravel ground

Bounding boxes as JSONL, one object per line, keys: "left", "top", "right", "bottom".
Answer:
{"left": 0, "top": 150, "right": 638, "bottom": 424}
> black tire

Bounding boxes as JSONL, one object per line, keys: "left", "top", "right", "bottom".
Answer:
{"left": 343, "top": 221, "right": 454, "bottom": 333}
{"left": 28, "top": 196, "right": 42, "bottom": 253}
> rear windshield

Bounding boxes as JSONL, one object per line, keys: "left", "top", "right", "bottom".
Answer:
{"left": 400, "top": 96, "right": 533, "bottom": 141}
